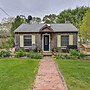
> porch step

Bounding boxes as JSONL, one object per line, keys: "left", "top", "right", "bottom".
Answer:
{"left": 42, "top": 52, "right": 52, "bottom": 56}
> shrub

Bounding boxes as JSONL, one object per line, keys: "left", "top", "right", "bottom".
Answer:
{"left": 14, "top": 49, "right": 25, "bottom": 57}
{"left": 78, "top": 52, "right": 86, "bottom": 59}
{"left": 26, "top": 51, "right": 43, "bottom": 59}
{"left": 37, "top": 48, "right": 42, "bottom": 53}
{"left": 55, "top": 49, "right": 86, "bottom": 60}
{"left": 64, "top": 54, "right": 71, "bottom": 59}
{"left": 26, "top": 51, "right": 34, "bottom": 57}
{"left": 34, "top": 53, "right": 43, "bottom": 59}
{"left": 55, "top": 54, "right": 66, "bottom": 60}
{"left": 14, "top": 49, "right": 43, "bottom": 59}
{"left": 0, "top": 51, "right": 11, "bottom": 57}
{"left": 69, "top": 49, "right": 79, "bottom": 59}
{"left": 70, "top": 49, "right": 78, "bottom": 56}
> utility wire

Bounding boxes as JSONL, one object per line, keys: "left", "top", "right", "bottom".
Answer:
{"left": 0, "top": 8, "right": 10, "bottom": 17}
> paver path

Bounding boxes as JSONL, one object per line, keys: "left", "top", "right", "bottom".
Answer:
{"left": 33, "top": 57, "right": 67, "bottom": 90}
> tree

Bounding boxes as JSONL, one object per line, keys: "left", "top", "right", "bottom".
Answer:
{"left": 10, "top": 16, "right": 24, "bottom": 37}
{"left": 0, "top": 17, "right": 14, "bottom": 34}
{"left": 56, "top": 9, "right": 72, "bottom": 23}
{"left": 0, "top": 30, "right": 8, "bottom": 38}
{"left": 6, "top": 37, "right": 14, "bottom": 48}
{"left": 43, "top": 14, "right": 57, "bottom": 23}
{"left": 56, "top": 6, "right": 89, "bottom": 29}
{"left": 80, "top": 9, "right": 90, "bottom": 42}
{"left": 31, "top": 17, "right": 41, "bottom": 23}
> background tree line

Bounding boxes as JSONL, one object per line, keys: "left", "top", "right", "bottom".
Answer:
{"left": 0, "top": 6, "right": 90, "bottom": 49}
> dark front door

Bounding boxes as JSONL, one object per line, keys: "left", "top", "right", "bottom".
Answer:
{"left": 44, "top": 35, "right": 49, "bottom": 51}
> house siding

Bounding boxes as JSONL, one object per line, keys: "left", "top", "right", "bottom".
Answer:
{"left": 51, "top": 33, "right": 57, "bottom": 49}
{"left": 15, "top": 32, "right": 78, "bottom": 51}
{"left": 15, "top": 33, "right": 42, "bottom": 50}
{"left": 15, "top": 34, "right": 20, "bottom": 46}
{"left": 35, "top": 34, "right": 42, "bottom": 48}
{"left": 50, "top": 32, "right": 78, "bottom": 49}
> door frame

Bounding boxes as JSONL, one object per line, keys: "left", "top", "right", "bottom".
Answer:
{"left": 42, "top": 33, "right": 50, "bottom": 52}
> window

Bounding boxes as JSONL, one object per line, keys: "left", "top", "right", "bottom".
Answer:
{"left": 45, "top": 37, "right": 48, "bottom": 45}
{"left": 24, "top": 35, "right": 32, "bottom": 46}
{"left": 61, "top": 35, "right": 69, "bottom": 46}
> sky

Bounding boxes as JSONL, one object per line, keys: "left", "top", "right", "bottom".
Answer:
{"left": 0, "top": 0, "right": 90, "bottom": 22}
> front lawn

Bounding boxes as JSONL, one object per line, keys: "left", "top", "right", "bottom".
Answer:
{"left": 0, "top": 58, "right": 39, "bottom": 90}
{"left": 56, "top": 60, "right": 90, "bottom": 90}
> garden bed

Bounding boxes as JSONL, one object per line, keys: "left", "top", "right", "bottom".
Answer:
{"left": 0, "top": 49, "right": 43, "bottom": 59}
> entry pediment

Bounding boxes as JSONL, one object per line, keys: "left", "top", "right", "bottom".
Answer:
{"left": 39, "top": 24, "right": 53, "bottom": 32}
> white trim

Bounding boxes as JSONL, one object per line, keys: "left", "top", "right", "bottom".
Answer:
{"left": 20, "top": 35, "right": 24, "bottom": 47}
{"left": 69, "top": 34, "right": 73, "bottom": 45}
{"left": 42, "top": 33, "right": 50, "bottom": 52}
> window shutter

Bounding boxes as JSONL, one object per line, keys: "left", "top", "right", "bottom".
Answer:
{"left": 57, "top": 35, "right": 61, "bottom": 47}
{"left": 32, "top": 35, "right": 35, "bottom": 44}
{"left": 69, "top": 35, "right": 73, "bottom": 45}
{"left": 20, "top": 35, "right": 24, "bottom": 47}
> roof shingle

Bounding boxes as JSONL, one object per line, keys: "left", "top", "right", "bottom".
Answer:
{"left": 14, "top": 23, "right": 78, "bottom": 33}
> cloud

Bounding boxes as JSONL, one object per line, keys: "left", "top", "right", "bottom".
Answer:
{"left": 0, "top": 0, "right": 90, "bottom": 21}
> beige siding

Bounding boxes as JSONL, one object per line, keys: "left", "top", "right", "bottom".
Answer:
{"left": 20, "top": 35, "right": 24, "bottom": 47}
{"left": 32, "top": 35, "right": 35, "bottom": 44}
{"left": 57, "top": 35, "right": 61, "bottom": 47}
{"left": 69, "top": 35, "right": 73, "bottom": 45}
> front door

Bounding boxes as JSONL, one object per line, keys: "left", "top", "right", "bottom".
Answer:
{"left": 44, "top": 35, "right": 49, "bottom": 51}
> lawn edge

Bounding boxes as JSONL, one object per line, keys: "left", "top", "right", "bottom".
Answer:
{"left": 54, "top": 60, "right": 68, "bottom": 90}
{"left": 31, "top": 59, "right": 41, "bottom": 90}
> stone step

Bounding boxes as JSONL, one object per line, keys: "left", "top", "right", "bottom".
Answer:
{"left": 42, "top": 52, "right": 52, "bottom": 56}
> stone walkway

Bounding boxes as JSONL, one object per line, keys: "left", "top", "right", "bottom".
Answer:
{"left": 33, "top": 57, "right": 67, "bottom": 90}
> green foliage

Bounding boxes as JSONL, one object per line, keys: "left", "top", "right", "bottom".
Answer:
{"left": 26, "top": 51, "right": 35, "bottom": 58}
{"left": 78, "top": 52, "right": 85, "bottom": 59}
{"left": 0, "top": 51, "right": 10, "bottom": 57}
{"left": 51, "top": 48, "right": 57, "bottom": 52}
{"left": 0, "top": 37, "right": 14, "bottom": 49}
{"left": 31, "top": 17, "right": 41, "bottom": 23}
{"left": 70, "top": 49, "right": 78, "bottom": 56}
{"left": 43, "top": 14, "right": 57, "bottom": 23}
{"left": 56, "top": 6, "right": 89, "bottom": 29}
{"left": 14, "top": 50, "right": 43, "bottom": 59}
{"left": 80, "top": 9, "right": 90, "bottom": 40}
{"left": 10, "top": 15, "right": 24, "bottom": 37}
{"left": 0, "top": 30, "right": 8, "bottom": 37}
{"left": 0, "top": 38, "right": 7, "bottom": 49}
{"left": 26, "top": 51, "right": 43, "bottom": 59}
{"left": 55, "top": 54, "right": 66, "bottom": 60}
{"left": 42, "top": 6, "right": 89, "bottom": 30}
{"left": 55, "top": 49, "right": 86, "bottom": 60}
{"left": 6, "top": 37, "right": 14, "bottom": 48}
{"left": 37, "top": 48, "right": 42, "bottom": 53}
{"left": 14, "top": 49, "right": 25, "bottom": 57}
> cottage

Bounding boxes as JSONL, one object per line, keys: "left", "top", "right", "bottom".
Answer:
{"left": 14, "top": 23, "right": 78, "bottom": 52}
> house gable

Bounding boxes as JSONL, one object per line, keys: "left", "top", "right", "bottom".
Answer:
{"left": 39, "top": 24, "right": 53, "bottom": 32}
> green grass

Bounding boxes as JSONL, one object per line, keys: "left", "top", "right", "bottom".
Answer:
{"left": 56, "top": 60, "right": 90, "bottom": 90}
{"left": 0, "top": 58, "right": 39, "bottom": 90}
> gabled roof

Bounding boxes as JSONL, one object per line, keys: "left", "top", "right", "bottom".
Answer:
{"left": 39, "top": 24, "right": 53, "bottom": 32}
{"left": 14, "top": 23, "right": 78, "bottom": 33}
